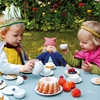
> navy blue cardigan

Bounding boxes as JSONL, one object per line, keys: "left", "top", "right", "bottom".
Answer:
{"left": 36, "top": 52, "right": 67, "bottom": 66}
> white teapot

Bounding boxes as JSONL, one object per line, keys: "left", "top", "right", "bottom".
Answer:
{"left": 32, "top": 61, "right": 44, "bottom": 75}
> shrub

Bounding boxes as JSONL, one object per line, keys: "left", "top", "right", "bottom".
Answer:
{"left": 0, "top": 0, "right": 100, "bottom": 32}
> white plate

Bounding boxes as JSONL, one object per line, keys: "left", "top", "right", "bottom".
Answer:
{"left": 64, "top": 69, "right": 80, "bottom": 76}
{"left": 2, "top": 85, "right": 20, "bottom": 95}
{"left": 4, "top": 96, "right": 9, "bottom": 100}
{"left": 23, "top": 71, "right": 32, "bottom": 74}
{"left": 35, "top": 86, "right": 63, "bottom": 96}
{"left": 40, "top": 71, "right": 54, "bottom": 76}
{"left": 91, "top": 77, "right": 100, "bottom": 85}
{"left": 44, "top": 65, "right": 56, "bottom": 70}
{"left": 67, "top": 77, "right": 82, "bottom": 83}
{"left": 0, "top": 81, "right": 7, "bottom": 90}
{"left": 3, "top": 75, "right": 17, "bottom": 80}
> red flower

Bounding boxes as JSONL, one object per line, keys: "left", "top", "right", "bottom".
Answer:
{"left": 78, "top": 3, "right": 84, "bottom": 7}
{"left": 23, "top": 1, "right": 27, "bottom": 4}
{"left": 58, "top": 2, "right": 63, "bottom": 5}
{"left": 53, "top": 4, "right": 58, "bottom": 8}
{"left": 32, "top": 7, "right": 38, "bottom": 12}
{"left": 62, "top": 12, "right": 66, "bottom": 16}
{"left": 50, "top": 8, "right": 54, "bottom": 12}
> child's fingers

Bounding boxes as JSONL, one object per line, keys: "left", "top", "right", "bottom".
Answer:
{"left": 82, "top": 65, "right": 89, "bottom": 71}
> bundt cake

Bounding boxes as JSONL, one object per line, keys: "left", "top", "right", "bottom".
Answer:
{"left": 37, "top": 76, "right": 60, "bottom": 94}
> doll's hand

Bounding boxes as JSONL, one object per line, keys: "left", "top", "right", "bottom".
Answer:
{"left": 66, "top": 64, "right": 71, "bottom": 68}
{"left": 81, "top": 62, "right": 92, "bottom": 72}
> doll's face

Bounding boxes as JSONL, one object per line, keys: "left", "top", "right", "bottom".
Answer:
{"left": 45, "top": 45, "right": 53, "bottom": 53}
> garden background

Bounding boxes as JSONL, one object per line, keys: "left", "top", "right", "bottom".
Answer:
{"left": 0, "top": 0, "right": 100, "bottom": 59}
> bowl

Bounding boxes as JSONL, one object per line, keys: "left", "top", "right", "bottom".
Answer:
{"left": 14, "top": 89, "right": 26, "bottom": 99}
{"left": 60, "top": 44, "right": 68, "bottom": 50}
{"left": 68, "top": 74, "right": 79, "bottom": 83}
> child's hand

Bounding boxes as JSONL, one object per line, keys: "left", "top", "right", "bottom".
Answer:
{"left": 60, "top": 48, "right": 69, "bottom": 55}
{"left": 75, "top": 50, "right": 79, "bottom": 53}
{"left": 30, "top": 59, "right": 39, "bottom": 66}
{"left": 19, "top": 60, "right": 34, "bottom": 72}
{"left": 81, "top": 61, "right": 92, "bottom": 72}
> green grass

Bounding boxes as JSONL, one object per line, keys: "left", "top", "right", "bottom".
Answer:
{"left": 22, "top": 30, "right": 81, "bottom": 59}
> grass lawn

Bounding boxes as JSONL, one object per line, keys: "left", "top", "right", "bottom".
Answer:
{"left": 22, "top": 29, "right": 81, "bottom": 59}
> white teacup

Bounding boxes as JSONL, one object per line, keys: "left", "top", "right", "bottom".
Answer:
{"left": 32, "top": 61, "right": 44, "bottom": 75}
{"left": 68, "top": 74, "right": 79, "bottom": 83}
{"left": 60, "top": 44, "right": 68, "bottom": 50}
{"left": 14, "top": 89, "right": 26, "bottom": 99}
{"left": 42, "top": 68, "right": 51, "bottom": 76}
{"left": 16, "top": 76, "right": 24, "bottom": 85}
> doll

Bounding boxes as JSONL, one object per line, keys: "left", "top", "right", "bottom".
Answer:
{"left": 36, "top": 37, "right": 67, "bottom": 67}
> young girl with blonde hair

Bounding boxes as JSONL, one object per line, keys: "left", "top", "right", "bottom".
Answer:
{"left": 62, "top": 21, "right": 100, "bottom": 75}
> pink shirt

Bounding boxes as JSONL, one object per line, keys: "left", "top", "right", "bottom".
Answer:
{"left": 74, "top": 47, "right": 100, "bottom": 68}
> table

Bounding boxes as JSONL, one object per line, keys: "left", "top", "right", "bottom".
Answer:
{"left": 0, "top": 67, "right": 100, "bottom": 100}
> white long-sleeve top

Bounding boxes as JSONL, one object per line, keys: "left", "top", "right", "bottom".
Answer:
{"left": 0, "top": 42, "right": 28, "bottom": 74}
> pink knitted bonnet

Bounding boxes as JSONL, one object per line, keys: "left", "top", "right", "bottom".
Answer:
{"left": 44, "top": 37, "right": 56, "bottom": 47}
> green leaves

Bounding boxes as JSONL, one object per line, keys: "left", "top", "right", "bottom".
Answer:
{"left": 0, "top": 0, "right": 100, "bottom": 32}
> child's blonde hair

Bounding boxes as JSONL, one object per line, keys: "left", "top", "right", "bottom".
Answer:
{"left": 0, "top": 16, "right": 25, "bottom": 40}
{"left": 78, "top": 21, "right": 100, "bottom": 46}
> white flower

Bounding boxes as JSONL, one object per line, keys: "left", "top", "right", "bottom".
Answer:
{"left": 36, "top": 0, "right": 38, "bottom": 2}
{"left": 48, "top": 2, "right": 51, "bottom": 5}
{"left": 38, "top": 1, "right": 42, "bottom": 4}
{"left": 95, "top": 0, "right": 99, "bottom": 2}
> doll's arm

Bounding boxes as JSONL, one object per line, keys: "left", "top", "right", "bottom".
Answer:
{"left": 55, "top": 52, "right": 67, "bottom": 66}
{"left": 36, "top": 53, "right": 45, "bottom": 60}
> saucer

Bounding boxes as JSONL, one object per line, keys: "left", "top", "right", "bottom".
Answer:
{"left": 64, "top": 69, "right": 80, "bottom": 76}
{"left": 3, "top": 96, "right": 9, "bottom": 100}
{"left": 67, "top": 77, "right": 82, "bottom": 83}
{"left": 23, "top": 71, "right": 32, "bottom": 74}
{"left": 91, "top": 77, "right": 100, "bottom": 85}
{"left": 0, "top": 80, "right": 7, "bottom": 90}
{"left": 2, "top": 85, "right": 20, "bottom": 95}
{"left": 40, "top": 71, "right": 54, "bottom": 76}
{"left": 3, "top": 75, "right": 17, "bottom": 80}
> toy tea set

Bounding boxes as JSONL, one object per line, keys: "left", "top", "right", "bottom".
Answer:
{"left": 0, "top": 2, "right": 85, "bottom": 100}
{"left": 0, "top": 61, "right": 55, "bottom": 99}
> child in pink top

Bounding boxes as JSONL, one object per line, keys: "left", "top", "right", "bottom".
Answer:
{"left": 62, "top": 21, "right": 100, "bottom": 75}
